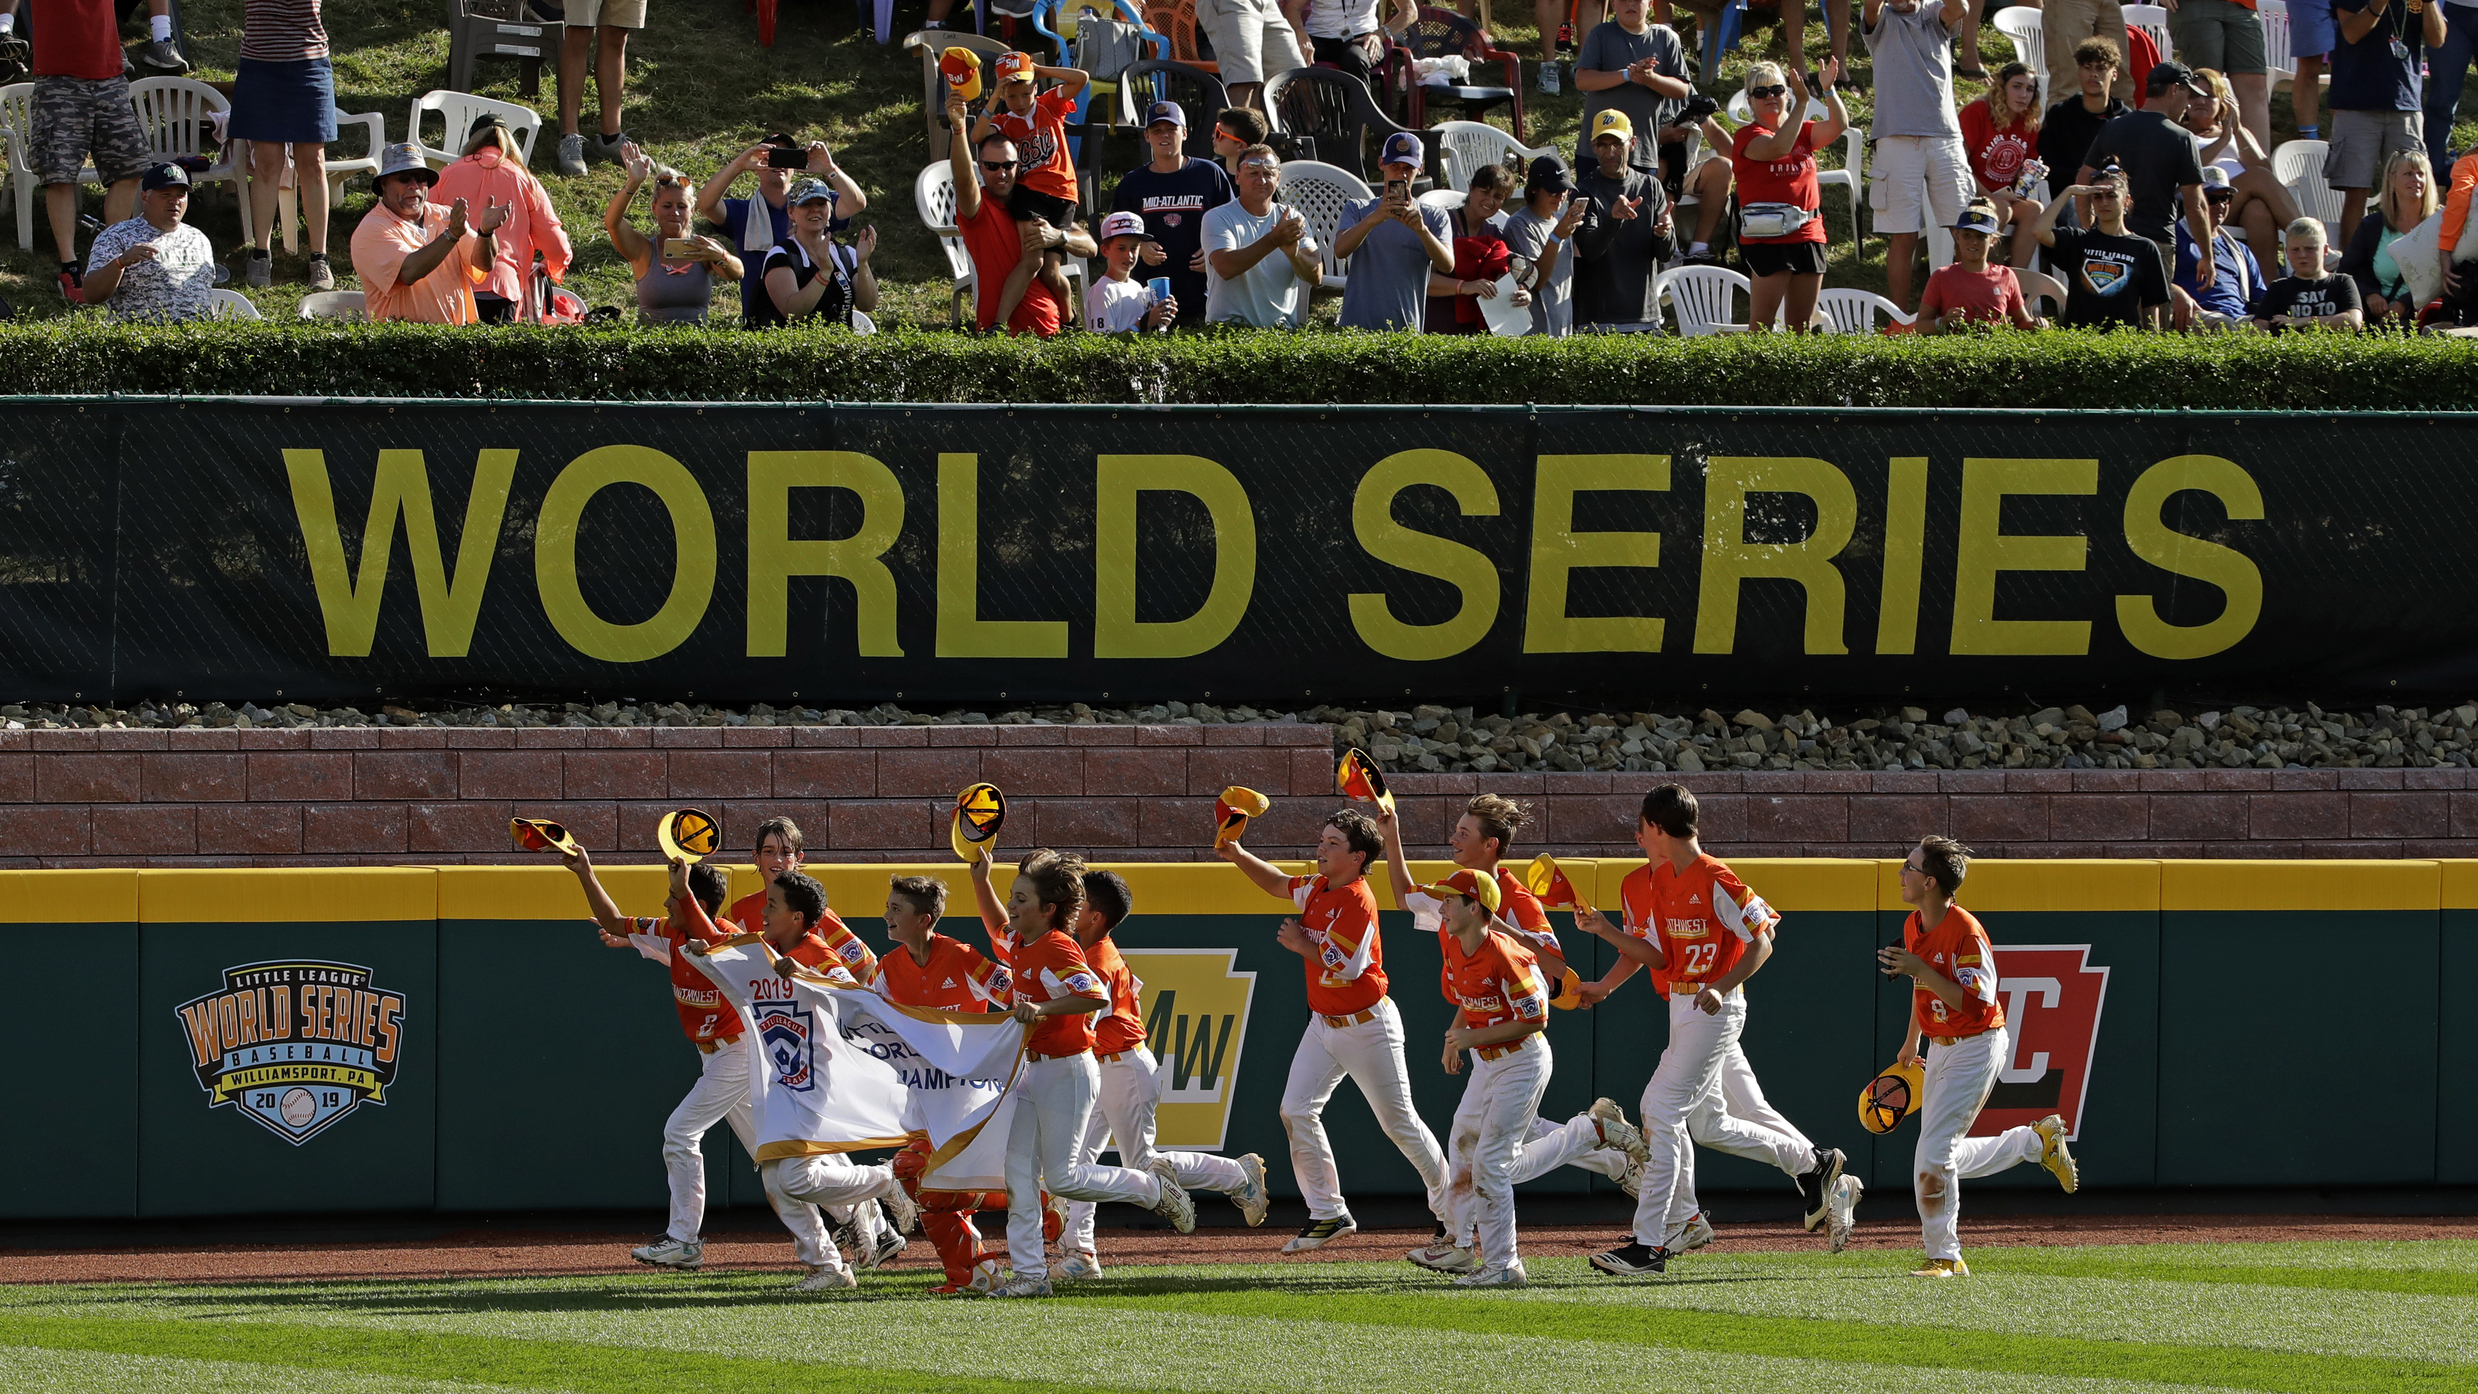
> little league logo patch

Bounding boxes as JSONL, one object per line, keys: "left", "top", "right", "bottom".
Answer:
{"left": 174, "top": 960, "right": 406, "bottom": 1146}
{"left": 758, "top": 1000, "right": 818, "bottom": 1092}
{"left": 2080, "top": 257, "right": 2132, "bottom": 297}
{"left": 1976, "top": 945, "right": 2110, "bottom": 1141}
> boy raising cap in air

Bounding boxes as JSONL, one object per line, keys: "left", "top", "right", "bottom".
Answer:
{"left": 1879, "top": 836, "right": 2079, "bottom": 1276}
{"left": 971, "top": 51, "right": 1089, "bottom": 331}
{"left": 1216, "top": 809, "right": 1450, "bottom": 1252}
{"left": 1087, "top": 211, "right": 1177, "bottom": 330}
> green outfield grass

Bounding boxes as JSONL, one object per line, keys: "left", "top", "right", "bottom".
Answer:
{"left": 3, "top": 1240, "right": 2473, "bottom": 1394}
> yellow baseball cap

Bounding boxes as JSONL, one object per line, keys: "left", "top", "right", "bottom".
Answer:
{"left": 1412, "top": 868, "right": 1504, "bottom": 914}
{"left": 1590, "top": 109, "right": 1634, "bottom": 143}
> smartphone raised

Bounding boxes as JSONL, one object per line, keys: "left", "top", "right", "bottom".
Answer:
{"left": 1385, "top": 177, "right": 1409, "bottom": 202}
{"left": 765, "top": 146, "right": 808, "bottom": 169}
{"left": 663, "top": 238, "right": 700, "bottom": 257}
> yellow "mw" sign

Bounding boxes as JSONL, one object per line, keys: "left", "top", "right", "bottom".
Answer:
{"left": 1126, "top": 949, "right": 1257, "bottom": 1150}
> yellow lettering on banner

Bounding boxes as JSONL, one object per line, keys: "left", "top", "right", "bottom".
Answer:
{"left": 535, "top": 446, "right": 718, "bottom": 662}
{"left": 1950, "top": 458, "right": 2097, "bottom": 656}
{"left": 1347, "top": 450, "right": 1501, "bottom": 661}
{"left": 745, "top": 451, "right": 906, "bottom": 658}
{"left": 936, "top": 454, "right": 1069, "bottom": 658}
{"left": 1093, "top": 456, "right": 1258, "bottom": 658}
{"left": 1876, "top": 457, "right": 1929, "bottom": 655}
{"left": 1693, "top": 457, "right": 1857, "bottom": 654}
{"left": 283, "top": 448, "right": 516, "bottom": 657}
{"left": 1523, "top": 455, "right": 1667, "bottom": 653}
{"left": 2116, "top": 455, "right": 2264, "bottom": 659}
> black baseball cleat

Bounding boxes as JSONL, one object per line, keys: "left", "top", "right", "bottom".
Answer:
{"left": 1282, "top": 1214, "right": 1358, "bottom": 1252}
{"left": 1797, "top": 1147, "right": 1847, "bottom": 1232}
{"left": 1590, "top": 1241, "right": 1669, "bottom": 1276}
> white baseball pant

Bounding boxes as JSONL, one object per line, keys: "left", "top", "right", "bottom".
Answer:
{"left": 663, "top": 1038, "right": 832, "bottom": 1267}
{"left": 1507, "top": 1112, "right": 1630, "bottom": 1184}
{"left": 1278, "top": 995, "right": 1448, "bottom": 1223}
{"left": 1630, "top": 987, "right": 1744, "bottom": 1249}
{"left": 1442, "top": 1033, "right": 1551, "bottom": 1275}
{"left": 1064, "top": 1045, "right": 1253, "bottom": 1253}
{"left": 1005, "top": 1051, "right": 1164, "bottom": 1281}
{"left": 760, "top": 1155, "right": 905, "bottom": 1276}
{"left": 1917, "top": 1025, "right": 2046, "bottom": 1261}
{"left": 1693, "top": 1032, "right": 1816, "bottom": 1176}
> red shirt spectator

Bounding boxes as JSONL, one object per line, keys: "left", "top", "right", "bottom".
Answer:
{"left": 1730, "top": 122, "right": 1828, "bottom": 244}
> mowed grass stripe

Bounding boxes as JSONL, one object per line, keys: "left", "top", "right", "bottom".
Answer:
{"left": 1058, "top": 1286, "right": 2469, "bottom": 1393}
{"left": 0, "top": 1344, "right": 540, "bottom": 1394}
{"left": 1965, "top": 1246, "right": 2478, "bottom": 1298}
{"left": 0, "top": 1314, "right": 1069, "bottom": 1394}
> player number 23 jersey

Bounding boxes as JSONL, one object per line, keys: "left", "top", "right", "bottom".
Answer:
{"left": 1619, "top": 854, "right": 1780, "bottom": 987}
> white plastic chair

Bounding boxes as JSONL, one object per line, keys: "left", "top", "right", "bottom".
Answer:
{"left": 1270, "top": 159, "right": 1372, "bottom": 294}
{"left": 1815, "top": 286, "right": 1913, "bottom": 333}
{"left": 206, "top": 287, "right": 263, "bottom": 320}
{"left": 1724, "top": 90, "right": 1861, "bottom": 250}
{"left": 2018, "top": 267, "right": 2068, "bottom": 317}
{"left": 242, "top": 109, "right": 386, "bottom": 255}
{"left": 852, "top": 308, "right": 878, "bottom": 333}
{"left": 0, "top": 81, "right": 99, "bottom": 250}
{"left": 913, "top": 159, "right": 1086, "bottom": 326}
{"left": 1418, "top": 187, "right": 1466, "bottom": 211}
{"left": 128, "top": 77, "right": 248, "bottom": 220}
{"left": 1657, "top": 263, "right": 1751, "bottom": 335}
{"left": 297, "top": 290, "right": 368, "bottom": 320}
{"left": 1993, "top": 5, "right": 2047, "bottom": 107}
{"left": 1432, "top": 119, "right": 1554, "bottom": 192}
{"left": 409, "top": 91, "right": 541, "bottom": 169}
{"left": 2122, "top": 4, "right": 2174, "bottom": 61}
{"left": 2273, "top": 138, "right": 2344, "bottom": 242}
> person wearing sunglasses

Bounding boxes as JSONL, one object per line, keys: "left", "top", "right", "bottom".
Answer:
{"left": 2034, "top": 167, "right": 2172, "bottom": 327}
{"left": 606, "top": 142, "right": 742, "bottom": 325}
{"left": 1728, "top": 60, "right": 1847, "bottom": 330}
{"left": 945, "top": 87, "right": 1094, "bottom": 337}
{"left": 1879, "top": 837, "right": 2079, "bottom": 1278}
{"left": 1863, "top": 0, "right": 1978, "bottom": 314}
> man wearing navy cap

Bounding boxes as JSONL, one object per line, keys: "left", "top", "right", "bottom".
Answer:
{"left": 1109, "top": 100, "right": 1233, "bottom": 327}
{"left": 81, "top": 162, "right": 216, "bottom": 322}
{"left": 1335, "top": 130, "right": 1453, "bottom": 330}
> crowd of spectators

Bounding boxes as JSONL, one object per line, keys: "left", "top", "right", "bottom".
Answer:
{"left": 20, "top": 0, "right": 2478, "bottom": 334}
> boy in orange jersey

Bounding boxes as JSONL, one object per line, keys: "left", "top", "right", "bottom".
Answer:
{"left": 991, "top": 849, "right": 1196, "bottom": 1298}
{"left": 970, "top": 51, "right": 1088, "bottom": 331}
{"left": 725, "top": 817, "right": 876, "bottom": 988}
{"left": 1057, "top": 868, "right": 1270, "bottom": 1279}
{"left": 873, "top": 873, "right": 1043, "bottom": 1296}
{"left": 1216, "top": 809, "right": 1449, "bottom": 1253}
{"left": 1880, "top": 836, "right": 2079, "bottom": 1277}
{"left": 1575, "top": 784, "right": 1848, "bottom": 1278}
{"left": 569, "top": 845, "right": 836, "bottom": 1280}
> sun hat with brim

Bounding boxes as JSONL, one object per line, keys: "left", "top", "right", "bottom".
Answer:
{"left": 374, "top": 142, "right": 437, "bottom": 186}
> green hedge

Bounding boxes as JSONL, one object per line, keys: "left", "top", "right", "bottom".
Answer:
{"left": 0, "top": 317, "right": 2472, "bottom": 407}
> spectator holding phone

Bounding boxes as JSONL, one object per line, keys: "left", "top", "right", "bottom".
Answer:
{"left": 695, "top": 135, "right": 865, "bottom": 329}
{"left": 752, "top": 180, "right": 876, "bottom": 330}
{"left": 1109, "top": 101, "right": 1231, "bottom": 328}
{"left": 1571, "top": 110, "right": 1676, "bottom": 329}
{"left": 433, "top": 112, "right": 572, "bottom": 324}
{"left": 2033, "top": 166, "right": 2172, "bottom": 327}
{"left": 606, "top": 143, "right": 742, "bottom": 325}
{"left": 1335, "top": 131, "right": 1455, "bottom": 331}
{"left": 1730, "top": 60, "right": 1847, "bottom": 331}
{"left": 1502, "top": 155, "right": 1587, "bottom": 335}
{"left": 1202, "top": 145, "right": 1322, "bottom": 326}
{"left": 1088, "top": 210, "right": 1177, "bottom": 330}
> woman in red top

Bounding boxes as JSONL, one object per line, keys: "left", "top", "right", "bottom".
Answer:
{"left": 993, "top": 850, "right": 1195, "bottom": 1298}
{"left": 1425, "top": 163, "right": 1534, "bottom": 333}
{"left": 1727, "top": 58, "right": 1848, "bottom": 331}
{"left": 1916, "top": 200, "right": 2042, "bottom": 331}
{"left": 1878, "top": 836, "right": 2080, "bottom": 1277}
{"left": 1957, "top": 61, "right": 2046, "bottom": 269}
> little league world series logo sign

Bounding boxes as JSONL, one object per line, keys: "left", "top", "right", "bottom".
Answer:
{"left": 175, "top": 960, "right": 408, "bottom": 1145}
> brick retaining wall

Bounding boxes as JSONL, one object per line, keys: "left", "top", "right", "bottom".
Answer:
{"left": 4, "top": 723, "right": 2475, "bottom": 868}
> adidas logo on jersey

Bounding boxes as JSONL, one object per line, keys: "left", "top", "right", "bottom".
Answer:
{"left": 940, "top": 977, "right": 957, "bottom": 989}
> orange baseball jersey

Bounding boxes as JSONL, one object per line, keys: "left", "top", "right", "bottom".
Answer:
{"left": 977, "top": 900, "right": 1021, "bottom": 970}
{"left": 1009, "top": 927, "right": 1109, "bottom": 1056}
{"left": 729, "top": 888, "right": 877, "bottom": 986}
{"left": 1083, "top": 935, "right": 1148, "bottom": 1056}
{"left": 1287, "top": 874, "right": 1389, "bottom": 1016}
{"left": 991, "top": 89, "right": 1079, "bottom": 201}
{"left": 1437, "top": 926, "right": 1548, "bottom": 1032}
{"left": 1617, "top": 854, "right": 1781, "bottom": 990}
{"left": 877, "top": 932, "right": 1010, "bottom": 1012}
{"left": 1488, "top": 866, "right": 1564, "bottom": 971}
{"left": 1903, "top": 903, "right": 2005, "bottom": 1038}
{"left": 622, "top": 903, "right": 740, "bottom": 1044}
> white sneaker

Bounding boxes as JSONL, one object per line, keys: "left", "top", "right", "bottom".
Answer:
{"left": 1678, "top": 1212, "right": 1715, "bottom": 1251}
{"left": 1283, "top": 1215, "right": 1358, "bottom": 1252}
{"left": 1229, "top": 1153, "right": 1270, "bottom": 1226}
{"left": 629, "top": 1237, "right": 702, "bottom": 1270}
{"left": 1537, "top": 61, "right": 1561, "bottom": 93}
{"left": 1058, "top": 1249, "right": 1105, "bottom": 1280}
{"left": 1149, "top": 1158, "right": 1197, "bottom": 1234}
{"left": 790, "top": 1264, "right": 856, "bottom": 1291}
{"left": 1454, "top": 1261, "right": 1528, "bottom": 1288}
{"left": 991, "top": 1274, "right": 1054, "bottom": 1298}
{"left": 881, "top": 1184, "right": 921, "bottom": 1234}
{"left": 1406, "top": 1242, "right": 1476, "bottom": 1274}
{"left": 553, "top": 132, "right": 588, "bottom": 177}
{"left": 1588, "top": 1097, "right": 1652, "bottom": 1166}
{"left": 1827, "top": 1174, "right": 1864, "bottom": 1253}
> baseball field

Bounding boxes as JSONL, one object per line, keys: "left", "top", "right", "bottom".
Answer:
{"left": 4, "top": 1221, "right": 2471, "bottom": 1394}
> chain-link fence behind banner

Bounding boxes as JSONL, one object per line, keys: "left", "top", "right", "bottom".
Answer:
{"left": 1, "top": 398, "right": 2469, "bottom": 707}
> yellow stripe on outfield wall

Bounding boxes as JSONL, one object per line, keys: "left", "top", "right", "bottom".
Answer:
{"left": 0, "top": 869, "right": 136, "bottom": 922}
{"left": 136, "top": 868, "right": 436, "bottom": 923}
{"left": 437, "top": 865, "right": 674, "bottom": 921}
{"left": 2439, "top": 861, "right": 2478, "bottom": 910}
{"left": 1590, "top": 859, "right": 1881, "bottom": 913}
{"left": 2161, "top": 860, "right": 2441, "bottom": 912}
{"left": 1873, "top": 858, "right": 2164, "bottom": 913}
{"left": 808, "top": 861, "right": 1313, "bottom": 919}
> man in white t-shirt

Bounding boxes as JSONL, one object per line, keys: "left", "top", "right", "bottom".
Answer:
{"left": 1202, "top": 144, "right": 1323, "bottom": 327}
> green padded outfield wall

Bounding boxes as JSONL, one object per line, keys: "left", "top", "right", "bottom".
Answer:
{"left": 8, "top": 859, "right": 2470, "bottom": 1222}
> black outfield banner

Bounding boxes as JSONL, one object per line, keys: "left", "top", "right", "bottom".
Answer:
{"left": 1, "top": 398, "right": 2467, "bottom": 706}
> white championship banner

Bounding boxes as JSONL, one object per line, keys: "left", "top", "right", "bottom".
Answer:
{"left": 690, "top": 938, "right": 1026, "bottom": 1191}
